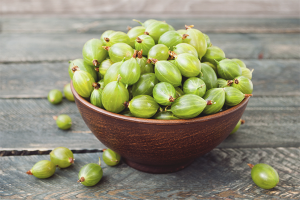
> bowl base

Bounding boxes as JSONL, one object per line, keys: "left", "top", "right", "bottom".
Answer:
{"left": 123, "top": 159, "right": 195, "bottom": 174}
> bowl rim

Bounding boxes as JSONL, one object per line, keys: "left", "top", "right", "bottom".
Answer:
{"left": 71, "top": 81, "right": 250, "bottom": 125}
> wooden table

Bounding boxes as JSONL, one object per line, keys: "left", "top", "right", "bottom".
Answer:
{"left": 0, "top": 17, "right": 299, "bottom": 199}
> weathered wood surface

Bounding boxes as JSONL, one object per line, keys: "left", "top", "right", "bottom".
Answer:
{"left": 1, "top": 33, "right": 299, "bottom": 63}
{"left": 0, "top": 97, "right": 299, "bottom": 150}
{"left": 0, "top": 59, "right": 299, "bottom": 98}
{"left": 1, "top": 148, "right": 299, "bottom": 199}
{"left": 1, "top": 0, "right": 299, "bottom": 17}
{"left": 1, "top": 18, "right": 299, "bottom": 34}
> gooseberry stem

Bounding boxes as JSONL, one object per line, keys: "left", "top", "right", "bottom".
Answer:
{"left": 69, "top": 157, "right": 74, "bottom": 164}
{"left": 137, "top": 50, "right": 143, "bottom": 58}
{"left": 185, "top": 25, "right": 194, "bottom": 30}
{"left": 93, "top": 59, "right": 99, "bottom": 66}
{"left": 102, "top": 46, "right": 110, "bottom": 51}
{"left": 234, "top": 79, "right": 239, "bottom": 84}
{"left": 169, "top": 96, "right": 175, "bottom": 102}
{"left": 227, "top": 80, "right": 233, "bottom": 86}
{"left": 206, "top": 100, "right": 216, "bottom": 105}
{"left": 123, "top": 101, "right": 129, "bottom": 108}
{"left": 95, "top": 67, "right": 99, "bottom": 72}
{"left": 136, "top": 37, "right": 143, "bottom": 43}
{"left": 71, "top": 66, "right": 79, "bottom": 73}
{"left": 26, "top": 170, "right": 33, "bottom": 175}
{"left": 247, "top": 163, "right": 254, "bottom": 169}
{"left": 104, "top": 37, "right": 110, "bottom": 42}
{"left": 168, "top": 51, "right": 178, "bottom": 59}
{"left": 127, "top": 26, "right": 132, "bottom": 31}
{"left": 133, "top": 19, "right": 143, "bottom": 26}
{"left": 98, "top": 157, "right": 101, "bottom": 166}
{"left": 182, "top": 34, "right": 189, "bottom": 40}
{"left": 241, "top": 119, "right": 245, "bottom": 124}
{"left": 244, "top": 94, "right": 253, "bottom": 97}
{"left": 53, "top": 116, "right": 58, "bottom": 121}
{"left": 92, "top": 82, "right": 100, "bottom": 90}
{"left": 133, "top": 50, "right": 138, "bottom": 58}
{"left": 117, "top": 75, "right": 122, "bottom": 83}
{"left": 77, "top": 177, "right": 85, "bottom": 183}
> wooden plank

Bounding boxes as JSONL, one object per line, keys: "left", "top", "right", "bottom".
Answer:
{"left": 0, "top": 98, "right": 299, "bottom": 150}
{"left": 1, "top": 17, "right": 299, "bottom": 34}
{"left": 1, "top": 0, "right": 299, "bottom": 18}
{"left": 0, "top": 59, "right": 299, "bottom": 98}
{"left": 0, "top": 148, "right": 299, "bottom": 199}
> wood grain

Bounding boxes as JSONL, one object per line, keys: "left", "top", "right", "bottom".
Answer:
{"left": 0, "top": 97, "right": 299, "bottom": 150}
{"left": 0, "top": 148, "right": 299, "bottom": 199}
{"left": 1, "top": 0, "right": 299, "bottom": 17}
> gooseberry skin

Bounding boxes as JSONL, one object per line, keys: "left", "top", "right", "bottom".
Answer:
{"left": 201, "top": 46, "right": 226, "bottom": 66}
{"left": 119, "top": 57, "right": 141, "bottom": 86}
{"left": 202, "top": 88, "right": 225, "bottom": 115}
{"left": 98, "top": 59, "right": 114, "bottom": 77}
{"left": 101, "top": 80, "right": 129, "bottom": 114}
{"left": 154, "top": 61, "right": 182, "bottom": 87}
{"left": 82, "top": 39, "right": 108, "bottom": 67}
{"left": 158, "top": 31, "right": 184, "bottom": 51}
{"left": 177, "top": 29, "right": 190, "bottom": 43}
{"left": 216, "top": 59, "right": 242, "bottom": 80}
{"left": 148, "top": 44, "right": 170, "bottom": 61}
{"left": 103, "top": 31, "right": 130, "bottom": 47}
{"left": 136, "top": 56, "right": 154, "bottom": 75}
{"left": 26, "top": 160, "right": 56, "bottom": 179}
{"left": 241, "top": 67, "right": 253, "bottom": 80}
{"left": 135, "top": 35, "right": 155, "bottom": 56}
{"left": 232, "top": 76, "right": 253, "bottom": 94}
{"left": 90, "top": 87, "right": 103, "bottom": 108}
{"left": 78, "top": 163, "right": 103, "bottom": 187}
{"left": 250, "top": 163, "right": 279, "bottom": 189}
{"left": 132, "top": 73, "right": 158, "bottom": 97}
{"left": 175, "top": 87, "right": 184, "bottom": 98}
{"left": 127, "top": 26, "right": 146, "bottom": 48}
{"left": 174, "top": 53, "right": 201, "bottom": 77}
{"left": 171, "top": 94, "right": 207, "bottom": 119}
{"left": 153, "top": 82, "right": 176, "bottom": 106}
{"left": 100, "top": 30, "right": 115, "bottom": 43}
{"left": 223, "top": 87, "right": 246, "bottom": 107}
{"left": 120, "top": 110, "right": 135, "bottom": 117}
{"left": 185, "top": 26, "right": 207, "bottom": 59}
{"left": 183, "top": 77, "right": 206, "bottom": 97}
{"left": 128, "top": 95, "right": 159, "bottom": 118}
{"left": 63, "top": 84, "right": 75, "bottom": 102}
{"left": 68, "top": 59, "right": 98, "bottom": 81}
{"left": 232, "top": 58, "right": 247, "bottom": 68}
{"left": 48, "top": 89, "right": 63, "bottom": 104}
{"left": 73, "top": 70, "right": 95, "bottom": 98}
{"left": 203, "top": 33, "right": 212, "bottom": 47}
{"left": 103, "top": 149, "right": 121, "bottom": 166}
{"left": 199, "top": 63, "right": 218, "bottom": 90}
{"left": 50, "top": 147, "right": 74, "bottom": 168}
{"left": 107, "top": 43, "right": 134, "bottom": 63}
{"left": 103, "top": 61, "right": 122, "bottom": 86}
{"left": 203, "top": 62, "right": 217, "bottom": 74}
{"left": 98, "top": 79, "right": 105, "bottom": 89}
{"left": 217, "top": 78, "right": 230, "bottom": 88}
{"left": 153, "top": 111, "right": 179, "bottom": 120}
{"left": 230, "top": 119, "right": 242, "bottom": 134}
{"left": 173, "top": 43, "right": 198, "bottom": 58}
{"left": 56, "top": 114, "right": 72, "bottom": 130}
{"left": 144, "top": 21, "right": 170, "bottom": 43}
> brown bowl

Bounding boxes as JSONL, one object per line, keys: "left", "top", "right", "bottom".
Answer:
{"left": 71, "top": 81, "right": 250, "bottom": 174}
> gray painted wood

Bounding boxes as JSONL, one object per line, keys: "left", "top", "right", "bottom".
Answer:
{"left": 0, "top": 97, "right": 299, "bottom": 150}
{"left": 0, "top": 59, "right": 299, "bottom": 98}
{"left": 1, "top": 17, "right": 299, "bottom": 34}
{"left": 1, "top": 0, "right": 300, "bottom": 17}
{"left": 0, "top": 148, "right": 299, "bottom": 199}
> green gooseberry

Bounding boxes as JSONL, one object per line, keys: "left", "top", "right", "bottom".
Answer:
{"left": 152, "top": 59, "right": 182, "bottom": 87}
{"left": 90, "top": 83, "right": 103, "bottom": 108}
{"left": 248, "top": 163, "right": 279, "bottom": 189}
{"left": 103, "top": 43, "right": 134, "bottom": 63}
{"left": 232, "top": 76, "right": 253, "bottom": 94}
{"left": 78, "top": 158, "right": 103, "bottom": 187}
{"left": 217, "top": 78, "right": 232, "bottom": 88}
{"left": 168, "top": 59, "right": 176, "bottom": 65}
{"left": 127, "top": 26, "right": 146, "bottom": 48}
{"left": 100, "top": 30, "right": 115, "bottom": 43}
{"left": 148, "top": 44, "right": 170, "bottom": 61}
{"left": 232, "top": 58, "right": 246, "bottom": 68}
{"left": 103, "top": 149, "right": 121, "bottom": 166}
{"left": 177, "top": 29, "right": 190, "bottom": 43}
{"left": 132, "top": 73, "right": 158, "bottom": 97}
{"left": 97, "top": 79, "right": 105, "bottom": 89}
{"left": 133, "top": 19, "right": 157, "bottom": 28}
{"left": 120, "top": 110, "right": 135, "bottom": 117}
{"left": 216, "top": 59, "right": 242, "bottom": 80}
{"left": 119, "top": 52, "right": 141, "bottom": 86}
{"left": 203, "top": 33, "right": 212, "bottom": 47}
{"left": 185, "top": 25, "right": 207, "bottom": 59}
{"left": 98, "top": 59, "right": 114, "bottom": 77}
{"left": 199, "top": 63, "right": 218, "bottom": 90}
{"left": 171, "top": 52, "right": 201, "bottom": 77}
{"left": 173, "top": 43, "right": 198, "bottom": 58}
{"left": 153, "top": 110, "right": 179, "bottom": 120}
{"left": 175, "top": 87, "right": 184, "bottom": 98}
{"left": 103, "top": 31, "right": 130, "bottom": 47}
{"left": 202, "top": 88, "right": 225, "bottom": 115}
{"left": 241, "top": 68, "right": 254, "bottom": 80}
{"left": 203, "top": 62, "right": 217, "bottom": 74}
{"left": 82, "top": 39, "right": 108, "bottom": 67}
{"left": 68, "top": 59, "right": 97, "bottom": 81}
{"left": 48, "top": 89, "right": 63, "bottom": 104}
{"left": 224, "top": 87, "right": 252, "bottom": 107}
{"left": 158, "top": 31, "right": 188, "bottom": 50}
{"left": 54, "top": 114, "right": 72, "bottom": 130}
{"left": 201, "top": 46, "right": 226, "bottom": 66}
{"left": 135, "top": 35, "right": 155, "bottom": 56}
{"left": 183, "top": 77, "right": 206, "bottom": 97}
{"left": 230, "top": 119, "right": 245, "bottom": 134}
{"left": 171, "top": 94, "right": 207, "bottom": 119}
{"left": 126, "top": 95, "right": 159, "bottom": 118}
{"left": 63, "top": 83, "right": 74, "bottom": 102}
{"left": 26, "top": 160, "right": 56, "bottom": 179}
{"left": 144, "top": 21, "right": 170, "bottom": 43}
{"left": 101, "top": 78, "right": 129, "bottom": 113}
{"left": 72, "top": 67, "right": 95, "bottom": 98}
{"left": 103, "top": 61, "right": 122, "bottom": 86}
{"left": 136, "top": 50, "right": 154, "bottom": 74}
{"left": 50, "top": 147, "right": 74, "bottom": 168}
{"left": 153, "top": 82, "right": 176, "bottom": 106}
